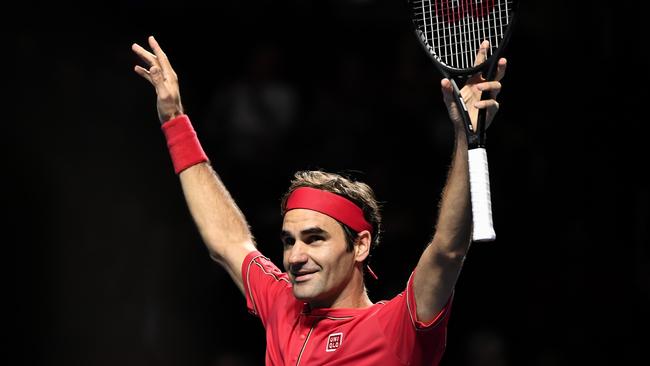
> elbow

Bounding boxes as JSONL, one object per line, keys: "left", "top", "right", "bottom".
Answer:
{"left": 209, "top": 250, "right": 228, "bottom": 266}
{"left": 430, "top": 236, "right": 470, "bottom": 264}
{"left": 439, "top": 248, "right": 467, "bottom": 265}
{"left": 200, "top": 229, "right": 253, "bottom": 256}
{"left": 206, "top": 237, "right": 257, "bottom": 265}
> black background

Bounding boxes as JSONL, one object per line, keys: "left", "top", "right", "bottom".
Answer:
{"left": 8, "top": 1, "right": 648, "bottom": 365}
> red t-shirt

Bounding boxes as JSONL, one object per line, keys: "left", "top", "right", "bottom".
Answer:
{"left": 242, "top": 251, "right": 452, "bottom": 365}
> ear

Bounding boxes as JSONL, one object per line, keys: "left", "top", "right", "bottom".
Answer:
{"left": 354, "top": 230, "right": 371, "bottom": 263}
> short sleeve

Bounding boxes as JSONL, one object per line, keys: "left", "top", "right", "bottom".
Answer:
{"left": 375, "top": 272, "right": 453, "bottom": 365}
{"left": 241, "top": 251, "right": 293, "bottom": 324}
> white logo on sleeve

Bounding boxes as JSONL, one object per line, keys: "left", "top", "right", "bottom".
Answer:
{"left": 326, "top": 332, "right": 343, "bottom": 352}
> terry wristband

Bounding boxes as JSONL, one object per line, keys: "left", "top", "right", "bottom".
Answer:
{"left": 161, "top": 114, "right": 209, "bottom": 174}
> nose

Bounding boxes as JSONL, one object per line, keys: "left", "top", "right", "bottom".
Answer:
{"left": 286, "top": 241, "right": 309, "bottom": 268}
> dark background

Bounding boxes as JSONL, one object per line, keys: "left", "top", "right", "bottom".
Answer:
{"left": 8, "top": 1, "right": 648, "bottom": 365}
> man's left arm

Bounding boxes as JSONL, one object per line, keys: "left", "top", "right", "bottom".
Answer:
{"left": 412, "top": 58, "right": 507, "bottom": 322}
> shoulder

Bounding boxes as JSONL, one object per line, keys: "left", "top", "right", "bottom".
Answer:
{"left": 243, "top": 251, "right": 290, "bottom": 284}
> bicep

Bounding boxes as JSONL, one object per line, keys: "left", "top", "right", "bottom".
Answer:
{"left": 210, "top": 242, "right": 257, "bottom": 296}
{"left": 412, "top": 242, "right": 466, "bottom": 322}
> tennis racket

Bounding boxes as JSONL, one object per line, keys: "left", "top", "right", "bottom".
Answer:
{"left": 408, "top": 0, "right": 517, "bottom": 242}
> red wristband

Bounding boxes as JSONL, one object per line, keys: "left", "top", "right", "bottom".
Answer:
{"left": 161, "top": 114, "right": 209, "bottom": 174}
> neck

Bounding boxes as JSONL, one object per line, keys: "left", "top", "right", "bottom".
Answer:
{"left": 310, "top": 266, "right": 373, "bottom": 309}
{"left": 309, "top": 291, "right": 373, "bottom": 310}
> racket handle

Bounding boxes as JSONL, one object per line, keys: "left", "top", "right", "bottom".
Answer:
{"left": 468, "top": 147, "right": 496, "bottom": 242}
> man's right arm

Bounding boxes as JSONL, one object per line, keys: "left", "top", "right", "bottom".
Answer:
{"left": 132, "top": 36, "right": 256, "bottom": 295}
{"left": 179, "top": 162, "right": 257, "bottom": 294}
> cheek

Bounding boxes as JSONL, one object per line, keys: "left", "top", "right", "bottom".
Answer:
{"left": 325, "top": 248, "right": 354, "bottom": 275}
{"left": 281, "top": 251, "right": 290, "bottom": 271}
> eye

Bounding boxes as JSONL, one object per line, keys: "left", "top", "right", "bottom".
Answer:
{"left": 305, "top": 235, "right": 325, "bottom": 244}
{"left": 282, "top": 236, "right": 295, "bottom": 247}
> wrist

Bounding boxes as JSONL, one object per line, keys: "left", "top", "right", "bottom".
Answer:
{"left": 453, "top": 124, "right": 467, "bottom": 139}
{"left": 159, "top": 106, "right": 185, "bottom": 125}
{"left": 161, "top": 115, "right": 209, "bottom": 174}
{"left": 453, "top": 127, "right": 469, "bottom": 149}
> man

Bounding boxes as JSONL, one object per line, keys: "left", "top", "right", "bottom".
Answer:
{"left": 132, "top": 35, "right": 506, "bottom": 365}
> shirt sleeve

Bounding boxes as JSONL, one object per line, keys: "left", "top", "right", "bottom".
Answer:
{"left": 241, "top": 250, "right": 293, "bottom": 324}
{"left": 376, "top": 271, "right": 453, "bottom": 365}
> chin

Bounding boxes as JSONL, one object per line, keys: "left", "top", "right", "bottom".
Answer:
{"left": 292, "top": 284, "right": 319, "bottom": 302}
{"left": 292, "top": 288, "right": 313, "bottom": 301}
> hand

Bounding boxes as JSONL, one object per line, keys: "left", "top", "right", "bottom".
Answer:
{"left": 441, "top": 41, "right": 507, "bottom": 133}
{"left": 132, "top": 36, "right": 184, "bottom": 124}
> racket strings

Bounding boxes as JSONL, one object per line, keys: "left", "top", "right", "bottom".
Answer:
{"left": 413, "top": 0, "right": 513, "bottom": 69}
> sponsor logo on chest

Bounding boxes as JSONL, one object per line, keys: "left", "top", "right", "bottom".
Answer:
{"left": 326, "top": 332, "right": 343, "bottom": 352}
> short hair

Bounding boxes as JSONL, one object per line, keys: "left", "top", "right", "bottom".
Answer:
{"left": 280, "top": 170, "right": 382, "bottom": 255}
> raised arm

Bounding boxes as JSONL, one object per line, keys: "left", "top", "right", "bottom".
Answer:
{"left": 132, "top": 36, "right": 256, "bottom": 294}
{"left": 412, "top": 46, "right": 507, "bottom": 322}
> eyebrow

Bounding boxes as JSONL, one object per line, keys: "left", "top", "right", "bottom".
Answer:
{"left": 281, "top": 227, "right": 329, "bottom": 240}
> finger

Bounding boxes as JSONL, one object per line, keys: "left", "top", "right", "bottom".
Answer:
{"left": 134, "top": 65, "right": 153, "bottom": 83}
{"left": 131, "top": 42, "right": 158, "bottom": 67}
{"left": 473, "top": 40, "right": 490, "bottom": 67}
{"left": 473, "top": 99, "right": 499, "bottom": 112}
{"left": 495, "top": 57, "right": 507, "bottom": 81}
{"left": 475, "top": 99, "right": 500, "bottom": 128}
{"left": 475, "top": 80, "right": 502, "bottom": 98}
{"left": 148, "top": 36, "right": 174, "bottom": 79}
{"left": 440, "top": 78, "right": 455, "bottom": 104}
{"left": 441, "top": 78, "right": 464, "bottom": 125}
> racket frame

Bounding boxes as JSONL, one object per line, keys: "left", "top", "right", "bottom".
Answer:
{"left": 409, "top": 1, "right": 518, "bottom": 242}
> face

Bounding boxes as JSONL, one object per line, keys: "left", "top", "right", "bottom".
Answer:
{"left": 281, "top": 209, "right": 358, "bottom": 307}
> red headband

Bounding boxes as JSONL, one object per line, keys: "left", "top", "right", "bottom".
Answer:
{"left": 285, "top": 187, "right": 373, "bottom": 234}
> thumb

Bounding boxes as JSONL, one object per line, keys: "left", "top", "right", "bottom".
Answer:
{"left": 440, "top": 78, "right": 454, "bottom": 103}
{"left": 440, "top": 78, "right": 464, "bottom": 128}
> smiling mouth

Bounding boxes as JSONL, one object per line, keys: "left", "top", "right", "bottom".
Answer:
{"left": 293, "top": 271, "right": 318, "bottom": 283}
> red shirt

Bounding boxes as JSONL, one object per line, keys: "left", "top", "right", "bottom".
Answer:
{"left": 242, "top": 251, "right": 452, "bottom": 366}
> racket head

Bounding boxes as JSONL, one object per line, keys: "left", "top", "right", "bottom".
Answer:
{"left": 409, "top": 0, "right": 518, "bottom": 79}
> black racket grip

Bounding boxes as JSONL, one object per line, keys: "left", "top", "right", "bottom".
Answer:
{"left": 476, "top": 90, "right": 490, "bottom": 147}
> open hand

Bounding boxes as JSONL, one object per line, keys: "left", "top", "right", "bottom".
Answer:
{"left": 132, "top": 36, "right": 184, "bottom": 124}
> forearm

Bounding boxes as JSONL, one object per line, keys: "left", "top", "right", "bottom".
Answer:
{"left": 431, "top": 127, "right": 472, "bottom": 256}
{"left": 160, "top": 113, "right": 255, "bottom": 292}
{"left": 161, "top": 114, "right": 255, "bottom": 257}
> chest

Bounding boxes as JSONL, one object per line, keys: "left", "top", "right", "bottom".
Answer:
{"left": 267, "top": 313, "right": 398, "bottom": 366}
